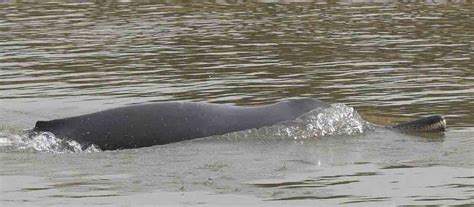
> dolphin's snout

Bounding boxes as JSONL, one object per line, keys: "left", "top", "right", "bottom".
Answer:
{"left": 389, "top": 115, "right": 446, "bottom": 133}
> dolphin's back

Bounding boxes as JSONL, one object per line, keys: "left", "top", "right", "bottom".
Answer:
{"left": 34, "top": 98, "right": 328, "bottom": 150}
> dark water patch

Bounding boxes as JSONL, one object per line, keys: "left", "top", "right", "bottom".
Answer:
{"left": 251, "top": 171, "right": 376, "bottom": 189}
{"left": 268, "top": 194, "right": 351, "bottom": 201}
{"left": 319, "top": 171, "right": 380, "bottom": 179}
{"left": 277, "top": 184, "right": 325, "bottom": 189}
{"left": 352, "top": 172, "right": 379, "bottom": 176}
{"left": 447, "top": 184, "right": 474, "bottom": 189}
{"left": 380, "top": 164, "right": 416, "bottom": 169}
{"left": 455, "top": 176, "right": 474, "bottom": 179}
{"left": 21, "top": 187, "right": 51, "bottom": 191}
{"left": 49, "top": 194, "right": 119, "bottom": 198}
{"left": 251, "top": 181, "right": 311, "bottom": 188}
{"left": 284, "top": 159, "right": 315, "bottom": 165}
{"left": 428, "top": 183, "right": 474, "bottom": 189}
{"left": 353, "top": 161, "right": 371, "bottom": 165}
{"left": 320, "top": 180, "right": 359, "bottom": 186}
{"left": 414, "top": 197, "right": 472, "bottom": 202}
{"left": 343, "top": 196, "right": 390, "bottom": 204}
{"left": 50, "top": 181, "right": 110, "bottom": 188}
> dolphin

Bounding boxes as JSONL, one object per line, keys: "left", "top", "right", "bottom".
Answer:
{"left": 33, "top": 98, "right": 446, "bottom": 150}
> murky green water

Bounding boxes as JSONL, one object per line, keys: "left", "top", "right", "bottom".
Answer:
{"left": 1, "top": 0, "right": 473, "bottom": 206}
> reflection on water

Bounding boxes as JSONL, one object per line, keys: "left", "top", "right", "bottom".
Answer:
{"left": 0, "top": 0, "right": 473, "bottom": 206}
{"left": 249, "top": 164, "right": 473, "bottom": 204}
{"left": 1, "top": 0, "right": 473, "bottom": 127}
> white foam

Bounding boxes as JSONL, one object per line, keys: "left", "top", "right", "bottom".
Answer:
{"left": 0, "top": 131, "right": 100, "bottom": 153}
{"left": 0, "top": 137, "right": 13, "bottom": 146}
{"left": 277, "top": 103, "right": 368, "bottom": 139}
{"left": 218, "top": 103, "right": 368, "bottom": 141}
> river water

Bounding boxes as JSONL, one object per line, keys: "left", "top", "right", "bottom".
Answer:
{"left": 1, "top": 0, "right": 473, "bottom": 206}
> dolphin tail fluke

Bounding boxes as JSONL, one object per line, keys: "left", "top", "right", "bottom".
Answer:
{"left": 388, "top": 115, "right": 446, "bottom": 133}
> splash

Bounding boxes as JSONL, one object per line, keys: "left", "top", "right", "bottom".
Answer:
{"left": 221, "top": 103, "right": 368, "bottom": 141}
{"left": 287, "top": 103, "right": 368, "bottom": 139}
{"left": 0, "top": 131, "right": 100, "bottom": 153}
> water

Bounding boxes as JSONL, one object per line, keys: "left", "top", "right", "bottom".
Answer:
{"left": 1, "top": 0, "right": 473, "bottom": 206}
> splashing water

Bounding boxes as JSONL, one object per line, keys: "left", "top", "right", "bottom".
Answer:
{"left": 0, "top": 131, "right": 100, "bottom": 153}
{"left": 219, "top": 103, "right": 368, "bottom": 141}
{"left": 276, "top": 103, "right": 367, "bottom": 140}
{"left": 296, "top": 103, "right": 367, "bottom": 138}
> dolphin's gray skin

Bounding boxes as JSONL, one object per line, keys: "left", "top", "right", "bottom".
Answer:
{"left": 33, "top": 98, "right": 446, "bottom": 150}
{"left": 34, "top": 99, "right": 329, "bottom": 150}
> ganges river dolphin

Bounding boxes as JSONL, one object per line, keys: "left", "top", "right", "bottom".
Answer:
{"left": 33, "top": 98, "right": 446, "bottom": 150}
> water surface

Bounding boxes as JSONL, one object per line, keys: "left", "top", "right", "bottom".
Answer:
{"left": 1, "top": 0, "right": 473, "bottom": 206}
